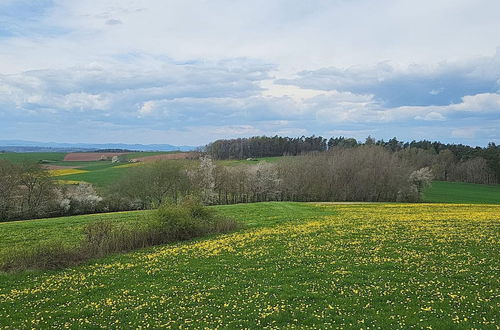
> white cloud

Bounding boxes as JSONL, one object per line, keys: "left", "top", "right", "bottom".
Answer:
{"left": 1, "top": 0, "right": 500, "bottom": 74}
{"left": 138, "top": 100, "right": 156, "bottom": 116}
{"left": 414, "top": 112, "right": 446, "bottom": 121}
{"left": 429, "top": 89, "right": 443, "bottom": 96}
{"left": 451, "top": 128, "right": 477, "bottom": 138}
{"left": 1, "top": 1, "right": 499, "bottom": 145}
{"left": 212, "top": 125, "right": 262, "bottom": 136}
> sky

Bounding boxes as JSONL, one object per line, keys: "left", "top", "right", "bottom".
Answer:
{"left": 0, "top": 0, "right": 499, "bottom": 146}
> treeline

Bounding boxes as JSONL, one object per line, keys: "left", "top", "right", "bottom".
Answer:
{"left": 206, "top": 135, "right": 500, "bottom": 184}
{"left": 205, "top": 136, "right": 328, "bottom": 159}
{"left": 109, "top": 146, "right": 432, "bottom": 208}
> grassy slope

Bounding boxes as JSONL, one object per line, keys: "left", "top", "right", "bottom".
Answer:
{"left": 0, "top": 203, "right": 327, "bottom": 254}
{"left": 0, "top": 202, "right": 498, "bottom": 328}
{"left": 424, "top": 181, "right": 500, "bottom": 204}
{"left": 0, "top": 211, "right": 149, "bottom": 251}
{"left": 0, "top": 152, "right": 175, "bottom": 187}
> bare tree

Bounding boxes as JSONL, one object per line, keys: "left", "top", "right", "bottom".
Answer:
{"left": 0, "top": 160, "right": 20, "bottom": 220}
{"left": 449, "top": 158, "right": 495, "bottom": 184}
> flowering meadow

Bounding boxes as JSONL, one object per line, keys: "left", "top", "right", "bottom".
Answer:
{"left": 0, "top": 203, "right": 499, "bottom": 328}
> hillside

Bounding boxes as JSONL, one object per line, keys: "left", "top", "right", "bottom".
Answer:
{"left": 1, "top": 203, "right": 498, "bottom": 328}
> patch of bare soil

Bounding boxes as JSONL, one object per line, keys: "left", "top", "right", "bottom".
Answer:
{"left": 132, "top": 152, "right": 196, "bottom": 162}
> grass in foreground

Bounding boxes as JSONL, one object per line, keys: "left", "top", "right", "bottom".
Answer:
{"left": 0, "top": 199, "right": 238, "bottom": 272}
{"left": 0, "top": 211, "right": 148, "bottom": 252}
{"left": 424, "top": 181, "right": 500, "bottom": 204}
{"left": 0, "top": 202, "right": 498, "bottom": 328}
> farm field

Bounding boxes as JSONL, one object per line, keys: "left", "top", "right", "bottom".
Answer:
{"left": 0, "top": 202, "right": 498, "bottom": 328}
{"left": 54, "top": 165, "right": 134, "bottom": 187}
{"left": 423, "top": 181, "right": 500, "bottom": 204}
{"left": 0, "top": 151, "right": 191, "bottom": 188}
{"left": 0, "top": 152, "right": 66, "bottom": 163}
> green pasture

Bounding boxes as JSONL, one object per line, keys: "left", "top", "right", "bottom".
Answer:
{"left": 424, "top": 181, "right": 500, "bottom": 204}
{"left": 0, "top": 202, "right": 498, "bottom": 328}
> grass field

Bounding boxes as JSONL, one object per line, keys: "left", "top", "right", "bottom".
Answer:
{"left": 55, "top": 166, "right": 134, "bottom": 187}
{"left": 0, "top": 202, "right": 498, "bottom": 328}
{"left": 0, "top": 152, "right": 66, "bottom": 163}
{"left": 424, "top": 181, "right": 500, "bottom": 204}
{"left": 0, "top": 152, "right": 179, "bottom": 165}
{"left": 0, "top": 210, "right": 149, "bottom": 253}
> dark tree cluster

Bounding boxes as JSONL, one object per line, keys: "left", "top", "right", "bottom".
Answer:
{"left": 205, "top": 136, "right": 327, "bottom": 159}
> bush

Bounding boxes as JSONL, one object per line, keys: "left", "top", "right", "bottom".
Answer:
{"left": 0, "top": 241, "right": 82, "bottom": 272}
{"left": 152, "top": 196, "right": 232, "bottom": 240}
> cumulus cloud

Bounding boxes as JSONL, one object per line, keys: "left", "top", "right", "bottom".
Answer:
{"left": 278, "top": 51, "right": 500, "bottom": 107}
{"left": 0, "top": 57, "right": 272, "bottom": 115}
{"left": 0, "top": 56, "right": 499, "bottom": 145}
{"left": 0, "top": 0, "right": 499, "bottom": 145}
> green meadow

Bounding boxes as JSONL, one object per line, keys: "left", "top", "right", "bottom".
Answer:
{"left": 0, "top": 152, "right": 66, "bottom": 163}
{"left": 423, "top": 181, "right": 500, "bottom": 204}
{"left": 0, "top": 202, "right": 498, "bottom": 328}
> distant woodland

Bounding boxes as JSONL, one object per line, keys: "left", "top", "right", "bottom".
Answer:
{"left": 206, "top": 136, "right": 500, "bottom": 184}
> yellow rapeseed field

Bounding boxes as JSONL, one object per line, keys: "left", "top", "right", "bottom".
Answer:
{"left": 49, "top": 169, "right": 88, "bottom": 177}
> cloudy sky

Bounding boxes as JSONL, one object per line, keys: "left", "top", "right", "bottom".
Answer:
{"left": 1, "top": 0, "right": 499, "bottom": 146}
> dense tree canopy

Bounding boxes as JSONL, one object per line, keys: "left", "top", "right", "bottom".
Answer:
{"left": 205, "top": 136, "right": 327, "bottom": 159}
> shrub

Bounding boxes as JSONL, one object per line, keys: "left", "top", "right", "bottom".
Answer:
{"left": 0, "top": 241, "right": 82, "bottom": 272}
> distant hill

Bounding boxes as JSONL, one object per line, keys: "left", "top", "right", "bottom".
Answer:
{"left": 0, "top": 140, "right": 198, "bottom": 153}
